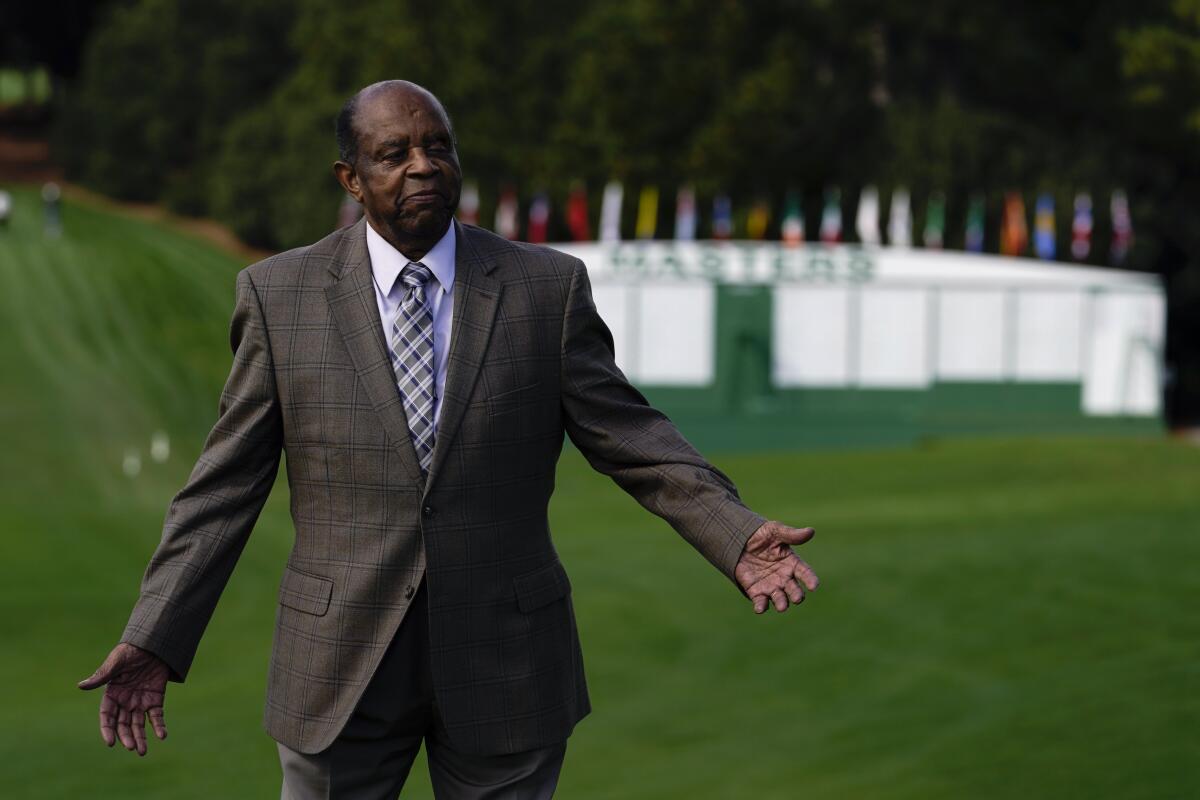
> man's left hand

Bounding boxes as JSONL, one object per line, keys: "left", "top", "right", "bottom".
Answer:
{"left": 734, "top": 521, "right": 820, "bottom": 614}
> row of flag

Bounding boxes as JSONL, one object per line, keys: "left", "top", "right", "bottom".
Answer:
{"left": 454, "top": 183, "right": 1136, "bottom": 265}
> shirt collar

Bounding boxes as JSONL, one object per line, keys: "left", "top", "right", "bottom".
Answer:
{"left": 365, "top": 219, "right": 457, "bottom": 299}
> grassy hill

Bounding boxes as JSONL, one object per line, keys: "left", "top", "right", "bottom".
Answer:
{"left": 0, "top": 188, "right": 1197, "bottom": 797}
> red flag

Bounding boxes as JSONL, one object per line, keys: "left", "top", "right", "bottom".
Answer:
{"left": 567, "top": 182, "right": 590, "bottom": 241}
{"left": 528, "top": 192, "right": 550, "bottom": 244}
{"left": 1071, "top": 192, "right": 1093, "bottom": 261}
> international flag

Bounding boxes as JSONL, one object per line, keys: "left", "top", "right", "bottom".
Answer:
{"left": 527, "top": 192, "right": 550, "bottom": 244}
{"left": 1110, "top": 189, "right": 1133, "bottom": 265}
{"left": 856, "top": 185, "right": 881, "bottom": 245}
{"left": 888, "top": 187, "right": 912, "bottom": 247}
{"left": 674, "top": 185, "right": 697, "bottom": 241}
{"left": 567, "top": 181, "right": 590, "bottom": 241}
{"left": 1071, "top": 192, "right": 1093, "bottom": 261}
{"left": 495, "top": 185, "right": 519, "bottom": 240}
{"left": 1000, "top": 192, "right": 1028, "bottom": 256}
{"left": 712, "top": 194, "right": 733, "bottom": 240}
{"left": 747, "top": 196, "right": 771, "bottom": 240}
{"left": 819, "top": 187, "right": 842, "bottom": 243}
{"left": 923, "top": 191, "right": 946, "bottom": 249}
{"left": 1034, "top": 192, "right": 1055, "bottom": 260}
{"left": 635, "top": 186, "right": 659, "bottom": 240}
{"left": 599, "top": 181, "right": 623, "bottom": 242}
{"left": 457, "top": 181, "right": 480, "bottom": 225}
{"left": 965, "top": 193, "right": 986, "bottom": 252}
{"left": 781, "top": 190, "right": 804, "bottom": 246}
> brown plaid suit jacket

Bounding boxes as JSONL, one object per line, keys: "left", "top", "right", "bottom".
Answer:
{"left": 121, "top": 217, "right": 766, "bottom": 756}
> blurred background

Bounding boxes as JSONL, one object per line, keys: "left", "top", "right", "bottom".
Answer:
{"left": 1, "top": 1, "right": 1197, "bottom": 797}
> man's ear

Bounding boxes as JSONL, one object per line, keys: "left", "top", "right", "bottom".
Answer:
{"left": 333, "top": 161, "right": 362, "bottom": 202}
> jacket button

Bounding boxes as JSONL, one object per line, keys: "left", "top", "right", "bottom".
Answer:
{"left": 405, "top": 585, "right": 415, "bottom": 599}
{"left": 422, "top": 505, "right": 435, "bottom": 517}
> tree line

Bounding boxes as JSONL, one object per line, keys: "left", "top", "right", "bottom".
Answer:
{"left": 47, "top": 0, "right": 1200, "bottom": 423}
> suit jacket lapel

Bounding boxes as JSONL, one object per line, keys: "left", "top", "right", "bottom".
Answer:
{"left": 425, "top": 221, "right": 501, "bottom": 488}
{"left": 324, "top": 218, "right": 426, "bottom": 487}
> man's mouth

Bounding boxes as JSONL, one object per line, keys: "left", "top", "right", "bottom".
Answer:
{"left": 403, "top": 191, "right": 443, "bottom": 206}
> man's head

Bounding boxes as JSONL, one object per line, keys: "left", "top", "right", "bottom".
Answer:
{"left": 334, "top": 80, "right": 462, "bottom": 259}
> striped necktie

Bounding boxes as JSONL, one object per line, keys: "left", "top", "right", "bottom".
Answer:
{"left": 390, "top": 261, "right": 436, "bottom": 474}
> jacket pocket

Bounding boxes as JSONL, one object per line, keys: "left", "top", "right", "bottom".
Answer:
{"left": 278, "top": 566, "right": 333, "bottom": 616}
{"left": 486, "top": 380, "right": 541, "bottom": 418}
{"left": 488, "top": 380, "right": 541, "bottom": 403}
{"left": 513, "top": 560, "right": 572, "bottom": 613}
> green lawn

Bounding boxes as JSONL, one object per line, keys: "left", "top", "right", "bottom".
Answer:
{"left": 0, "top": 188, "right": 1197, "bottom": 798}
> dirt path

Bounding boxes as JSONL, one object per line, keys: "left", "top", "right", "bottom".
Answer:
{"left": 0, "top": 129, "right": 60, "bottom": 183}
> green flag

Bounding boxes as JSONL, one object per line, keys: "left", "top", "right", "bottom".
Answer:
{"left": 923, "top": 191, "right": 946, "bottom": 249}
{"left": 781, "top": 190, "right": 804, "bottom": 245}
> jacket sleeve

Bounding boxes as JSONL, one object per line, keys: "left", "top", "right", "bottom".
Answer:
{"left": 559, "top": 258, "right": 766, "bottom": 586}
{"left": 121, "top": 268, "right": 284, "bottom": 681}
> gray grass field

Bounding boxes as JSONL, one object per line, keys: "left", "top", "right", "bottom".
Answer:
{"left": 1, "top": 188, "right": 1196, "bottom": 798}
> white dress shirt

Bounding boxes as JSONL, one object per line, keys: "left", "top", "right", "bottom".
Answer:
{"left": 366, "top": 221, "right": 456, "bottom": 430}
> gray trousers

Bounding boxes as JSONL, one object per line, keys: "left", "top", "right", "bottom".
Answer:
{"left": 277, "top": 580, "right": 567, "bottom": 799}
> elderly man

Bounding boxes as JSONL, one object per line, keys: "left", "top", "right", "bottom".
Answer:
{"left": 80, "top": 80, "right": 819, "bottom": 798}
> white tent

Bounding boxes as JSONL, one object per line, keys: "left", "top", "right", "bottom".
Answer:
{"left": 553, "top": 241, "right": 1163, "bottom": 417}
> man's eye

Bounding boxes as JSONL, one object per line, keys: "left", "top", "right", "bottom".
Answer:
{"left": 385, "top": 151, "right": 407, "bottom": 161}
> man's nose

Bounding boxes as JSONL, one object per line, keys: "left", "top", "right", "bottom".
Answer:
{"left": 407, "top": 148, "right": 438, "bottom": 176}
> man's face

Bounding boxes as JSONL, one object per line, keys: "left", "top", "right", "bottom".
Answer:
{"left": 342, "top": 87, "right": 462, "bottom": 248}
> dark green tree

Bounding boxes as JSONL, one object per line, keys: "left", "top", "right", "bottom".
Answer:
{"left": 57, "top": 0, "right": 295, "bottom": 211}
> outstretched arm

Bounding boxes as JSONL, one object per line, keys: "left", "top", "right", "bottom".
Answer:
{"left": 559, "top": 259, "right": 818, "bottom": 611}
{"left": 79, "top": 268, "right": 284, "bottom": 754}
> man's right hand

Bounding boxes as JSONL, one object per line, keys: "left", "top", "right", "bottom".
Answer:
{"left": 78, "top": 643, "right": 170, "bottom": 756}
